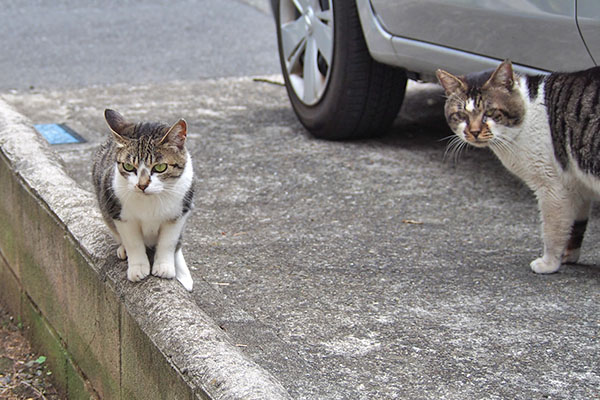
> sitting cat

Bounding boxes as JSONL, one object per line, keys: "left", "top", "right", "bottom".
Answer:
{"left": 436, "top": 60, "right": 600, "bottom": 274}
{"left": 92, "top": 109, "right": 194, "bottom": 291}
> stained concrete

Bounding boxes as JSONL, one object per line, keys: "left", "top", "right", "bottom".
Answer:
{"left": 1, "top": 77, "right": 600, "bottom": 399}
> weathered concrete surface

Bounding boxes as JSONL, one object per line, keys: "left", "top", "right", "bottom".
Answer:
{"left": 0, "top": 98, "right": 292, "bottom": 399}
{"left": 2, "top": 76, "right": 600, "bottom": 399}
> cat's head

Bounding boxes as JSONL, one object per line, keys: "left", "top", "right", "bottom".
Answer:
{"left": 105, "top": 109, "right": 189, "bottom": 195}
{"left": 436, "top": 60, "right": 525, "bottom": 149}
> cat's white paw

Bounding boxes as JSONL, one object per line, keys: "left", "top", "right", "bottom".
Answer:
{"left": 127, "top": 261, "right": 150, "bottom": 282}
{"left": 152, "top": 262, "right": 176, "bottom": 279}
{"left": 116, "top": 245, "right": 127, "bottom": 260}
{"left": 562, "top": 248, "right": 580, "bottom": 264}
{"left": 530, "top": 257, "right": 560, "bottom": 274}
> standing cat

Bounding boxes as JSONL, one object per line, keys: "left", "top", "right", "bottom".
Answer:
{"left": 437, "top": 60, "right": 600, "bottom": 274}
{"left": 92, "top": 109, "right": 194, "bottom": 291}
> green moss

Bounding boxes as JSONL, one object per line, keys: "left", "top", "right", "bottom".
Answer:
{"left": 121, "top": 312, "right": 194, "bottom": 400}
{"left": 0, "top": 255, "right": 22, "bottom": 319}
{"left": 67, "top": 323, "right": 120, "bottom": 398}
{"left": 65, "top": 355, "right": 95, "bottom": 400}
{"left": 0, "top": 219, "right": 17, "bottom": 272}
{"left": 64, "top": 244, "right": 121, "bottom": 399}
{"left": 22, "top": 296, "right": 69, "bottom": 398}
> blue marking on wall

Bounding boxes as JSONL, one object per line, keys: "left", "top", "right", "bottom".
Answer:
{"left": 34, "top": 124, "right": 85, "bottom": 145}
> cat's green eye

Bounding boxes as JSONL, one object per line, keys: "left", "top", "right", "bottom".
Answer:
{"left": 451, "top": 111, "right": 468, "bottom": 122}
{"left": 152, "top": 163, "right": 168, "bottom": 173}
{"left": 122, "top": 163, "right": 136, "bottom": 172}
{"left": 486, "top": 108, "right": 505, "bottom": 120}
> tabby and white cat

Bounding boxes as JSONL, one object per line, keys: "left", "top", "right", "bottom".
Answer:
{"left": 92, "top": 109, "right": 194, "bottom": 291}
{"left": 437, "top": 60, "right": 600, "bottom": 274}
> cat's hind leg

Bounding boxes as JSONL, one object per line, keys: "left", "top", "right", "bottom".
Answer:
{"left": 562, "top": 198, "right": 591, "bottom": 264}
{"left": 175, "top": 248, "right": 193, "bottom": 292}
{"left": 563, "top": 219, "right": 589, "bottom": 263}
{"left": 106, "top": 220, "right": 128, "bottom": 260}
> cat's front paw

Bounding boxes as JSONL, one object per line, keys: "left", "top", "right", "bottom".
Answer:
{"left": 152, "top": 262, "right": 176, "bottom": 279}
{"left": 530, "top": 257, "right": 560, "bottom": 274}
{"left": 127, "top": 261, "right": 150, "bottom": 282}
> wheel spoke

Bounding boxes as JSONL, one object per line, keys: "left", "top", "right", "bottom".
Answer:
{"left": 291, "top": 0, "right": 309, "bottom": 13}
{"left": 281, "top": 17, "right": 307, "bottom": 62}
{"left": 303, "top": 37, "right": 320, "bottom": 103}
{"left": 287, "top": 36, "right": 305, "bottom": 74}
{"left": 315, "top": 8, "right": 332, "bottom": 23}
{"left": 311, "top": 16, "right": 333, "bottom": 66}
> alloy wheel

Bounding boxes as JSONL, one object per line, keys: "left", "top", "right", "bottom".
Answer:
{"left": 279, "top": 0, "right": 334, "bottom": 105}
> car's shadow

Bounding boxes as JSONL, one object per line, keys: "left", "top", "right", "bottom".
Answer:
{"left": 377, "top": 82, "right": 452, "bottom": 149}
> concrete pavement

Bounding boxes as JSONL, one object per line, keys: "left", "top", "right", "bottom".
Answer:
{"left": 2, "top": 76, "right": 600, "bottom": 399}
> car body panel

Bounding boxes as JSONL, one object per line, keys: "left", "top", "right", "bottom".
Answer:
{"left": 356, "top": 0, "right": 600, "bottom": 79}
{"left": 357, "top": 0, "right": 557, "bottom": 79}
{"left": 356, "top": 0, "right": 398, "bottom": 64}
{"left": 369, "top": 0, "right": 593, "bottom": 72}
{"left": 578, "top": 0, "right": 600, "bottom": 64}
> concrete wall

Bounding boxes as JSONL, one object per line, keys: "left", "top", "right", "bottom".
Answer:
{"left": 0, "top": 100, "right": 291, "bottom": 399}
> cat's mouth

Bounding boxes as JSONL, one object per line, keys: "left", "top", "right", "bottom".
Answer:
{"left": 464, "top": 132, "right": 492, "bottom": 148}
{"left": 468, "top": 138, "right": 491, "bottom": 147}
{"left": 135, "top": 186, "right": 156, "bottom": 195}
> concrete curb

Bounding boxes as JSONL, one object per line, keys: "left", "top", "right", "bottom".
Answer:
{"left": 0, "top": 98, "right": 292, "bottom": 399}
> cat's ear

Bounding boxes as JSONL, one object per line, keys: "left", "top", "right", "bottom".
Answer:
{"left": 159, "top": 119, "right": 187, "bottom": 150}
{"left": 105, "top": 109, "right": 130, "bottom": 146}
{"left": 483, "top": 60, "right": 515, "bottom": 91}
{"left": 436, "top": 69, "right": 467, "bottom": 96}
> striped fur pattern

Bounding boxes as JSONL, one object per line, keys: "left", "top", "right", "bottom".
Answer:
{"left": 437, "top": 60, "right": 600, "bottom": 274}
{"left": 92, "top": 109, "right": 194, "bottom": 291}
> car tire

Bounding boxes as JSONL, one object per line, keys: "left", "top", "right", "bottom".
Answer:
{"left": 275, "top": 0, "right": 407, "bottom": 140}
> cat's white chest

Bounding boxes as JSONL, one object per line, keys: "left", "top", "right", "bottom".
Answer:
{"left": 112, "top": 159, "right": 193, "bottom": 247}
{"left": 118, "top": 195, "right": 178, "bottom": 247}
{"left": 121, "top": 192, "right": 182, "bottom": 220}
{"left": 140, "top": 219, "right": 161, "bottom": 247}
{"left": 491, "top": 86, "right": 559, "bottom": 189}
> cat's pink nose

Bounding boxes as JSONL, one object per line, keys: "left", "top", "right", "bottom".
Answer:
{"left": 137, "top": 183, "right": 149, "bottom": 192}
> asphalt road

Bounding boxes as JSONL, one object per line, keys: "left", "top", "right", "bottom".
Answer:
{"left": 0, "top": 0, "right": 278, "bottom": 90}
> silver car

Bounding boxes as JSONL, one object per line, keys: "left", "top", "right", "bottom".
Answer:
{"left": 271, "top": 0, "right": 600, "bottom": 139}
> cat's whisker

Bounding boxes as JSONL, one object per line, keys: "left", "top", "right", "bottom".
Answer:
{"left": 443, "top": 138, "right": 459, "bottom": 162}
{"left": 490, "top": 135, "right": 520, "bottom": 159}
{"left": 443, "top": 135, "right": 468, "bottom": 164}
{"left": 438, "top": 134, "right": 457, "bottom": 143}
{"left": 456, "top": 141, "right": 470, "bottom": 163}
{"left": 159, "top": 185, "right": 188, "bottom": 198}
